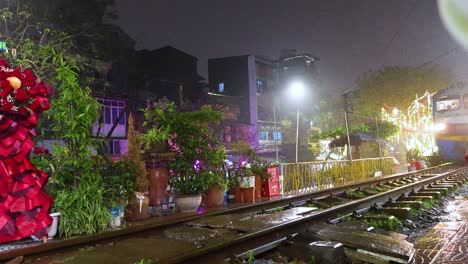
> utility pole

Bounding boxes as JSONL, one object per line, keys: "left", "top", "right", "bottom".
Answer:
{"left": 343, "top": 91, "right": 353, "bottom": 160}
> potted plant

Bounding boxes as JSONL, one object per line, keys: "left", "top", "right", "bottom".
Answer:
{"left": 99, "top": 157, "right": 135, "bottom": 226}
{"left": 170, "top": 170, "right": 207, "bottom": 212}
{"left": 203, "top": 170, "right": 228, "bottom": 207}
{"left": 141, "top": 99, "right": 225, "bottom": 212}
{"left": 238, "top": 164, "right": 255, "bottom": 202}
{"left": 251, "top": 160, "right": 271, "bottom": 199}
{"left": 31, "top": 147, "right": 61, "bottom": 239}
{"left": 226, "top": 164, "right": 242, "bottom": 203}
{"left": 125, "top": 113, "right": 150, "bottom": 221}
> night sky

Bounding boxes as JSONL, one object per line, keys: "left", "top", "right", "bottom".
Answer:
{"left": 114, "top": 0, "right": 468, "bottom": 94}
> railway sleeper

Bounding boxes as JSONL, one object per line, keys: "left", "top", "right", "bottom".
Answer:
{"left": 369, "top": 206, "right": 411, "bottom": 220}
{"left": 383, "top": 200, "right": 423, "bottom": 210}
{"left": 439, "top": 180, "right": 464, "bottom": 186}
{"left": 408, "top": 191, "right": 441, "bottom": 199}
{"left": 397, "top": 195, "right": 434, "bottom": 203}
{"left": 421, "top": 187, "right": 449, "bottom": 196}
{"left": 430, "top": 184, "right": 456, "bottom": 192}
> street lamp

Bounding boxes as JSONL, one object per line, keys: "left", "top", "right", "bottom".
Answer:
{"left": 287, "top": 81, "right": 306, "bottom": 163}
{"left": 273, "top": 54, "right": 318, "bottom": 163}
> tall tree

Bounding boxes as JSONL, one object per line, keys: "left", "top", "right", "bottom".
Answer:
{"left": 0, "top": 0, "right": 128, "bottom": 86}
{"left": 351, "top": 65, "right": 451, "bottom": 119}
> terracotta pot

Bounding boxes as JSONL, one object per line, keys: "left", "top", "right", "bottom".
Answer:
{"left": 255, "top": 176, "right": 262, "bottom": 198}
{"left": 241, "top": 187, "right": 255, "bottom": 203}
{"left": 174, "top": 194, "right": 202, "bottom": 212}
{"left": 125, "top": 193, "right": 150, "bottom": 221}
{"left": 204, "top": 186, "right": 225, "bottom": 207}
{"left": 148, "top": 167, "right": 168, "bottom": 206}
{"left": 235, "top": 187, "right": 243, "bottom": 202}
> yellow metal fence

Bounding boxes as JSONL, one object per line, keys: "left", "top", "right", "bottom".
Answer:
{"left": 281, "top": 157, "right": 395, "bottom": 195}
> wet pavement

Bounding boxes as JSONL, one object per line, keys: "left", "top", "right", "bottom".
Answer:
{"left": 412, "top": 185, "right": 468, "bottom": 264}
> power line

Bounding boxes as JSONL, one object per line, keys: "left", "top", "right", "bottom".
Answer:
{"left": 381, "top": 0, "right": 419, "bottom": 62}
{"left": 420, "top": 46, "right": 460, "bottom": 67}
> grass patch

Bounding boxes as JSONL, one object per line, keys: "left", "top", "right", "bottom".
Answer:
{"left": 305, "top": 203, "right": 322, "bottom": 209}
{"left": 422, "top": 199, "right": 435, "bottom": 209}
{"left": 375, "top": 185, "right": 392, "bottom": 191}
{"left": 345, "top": 190, "right": 367, "bottom": 199}
{"left": 364, "top": 216, "right": 401, "bottom": 231}
{"left": 269, "top": 207, "right": 284, "bottom": 213}
{"left": 340, "top": 214, "right": 353, "bottom": 221}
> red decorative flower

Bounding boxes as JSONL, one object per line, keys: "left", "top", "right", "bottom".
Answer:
{"left": 0, "top": 58, "right": 52, "bottom": 116}
{"left": 33, "top": 147, "right": 49, "bottom": 155}
{"left": 7, "top": 68, "right": 22, "bottom": 79}
{"left": 0, "top": 80, "right": 11, "bottom": 98}
{"left": 0, "top": 99, "right": 13, "bottom": 111}
{"left": 14, "top": 89, "right": 30, "bottom": 103}
{"left": 22, "top": 70, "right": 36, "bottom": 87}
{"left": 17, "top": 106, "right": 29, "bottom": 115}
{"left": 0, "top": 58, "right": 9, "bottom": 68}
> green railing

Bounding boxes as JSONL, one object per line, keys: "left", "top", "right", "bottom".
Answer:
{"left": 281, "top": 157, "right": 395, "bottom": 194}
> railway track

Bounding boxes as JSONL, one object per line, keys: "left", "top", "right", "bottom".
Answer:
{"left": 181, "top": 165, "right": 468, "bottom": 264}
{"left": 8, "top": 164, "right": 468, "bottom": 264}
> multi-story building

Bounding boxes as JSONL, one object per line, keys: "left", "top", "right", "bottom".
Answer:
{"left": 208, "top": 51, "right": 319, "bottom": 161}
{"left": 93, "top": 46, "right": 206, "bottom": 156}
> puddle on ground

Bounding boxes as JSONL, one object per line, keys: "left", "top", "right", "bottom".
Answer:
{"left": 412, "top": 183, "right": 468, "bottom": 263}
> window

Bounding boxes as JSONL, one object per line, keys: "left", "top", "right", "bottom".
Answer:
{"left": 107, "top": 140, "right": 121, "bottom": 155}
{"left": 218, "top": 82, "right": 225, "bottom": 93}
{"left": 435, "top": 95, "right": 460, "bottom": 112}
{"left": 273, "top": 132, "right": 282, "bottom": 141}
{"left": 259, "top": 131, "right": 267, "bottom": 140}
{"left": 464, "top": 94, "right": 468, "bottom": 109}
{"left": 98, "top": 98, "right": 126, "bottom": 125}
{"left": 256, "top": 79, "right": 265, "bottom": 93}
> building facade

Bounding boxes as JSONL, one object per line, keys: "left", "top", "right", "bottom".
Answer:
{"left": 208, "top": 50, "right": 319, "bottom": 161}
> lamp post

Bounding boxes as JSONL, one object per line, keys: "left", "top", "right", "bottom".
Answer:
{"left": 288, "top": 81, "right": 306, "bottom": 163}
{"left": 273, "top": 54, "right": 318, "bottom": 163}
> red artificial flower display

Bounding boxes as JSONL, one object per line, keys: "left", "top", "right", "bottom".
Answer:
{"left": 0, "top": 58, "right": 53, "bottom": 243}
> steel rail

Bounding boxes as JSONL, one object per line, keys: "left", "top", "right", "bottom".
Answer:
{"left": 0, "top": 164, "right": 454, "bottom": 261}
{"left": 172, "top": 166, "right": 467, "bottom": 263}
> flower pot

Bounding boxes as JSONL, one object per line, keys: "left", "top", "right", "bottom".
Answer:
{"left": 241, "top": 187, "right": 255, "bottom": 203}
{"left": 148, "top": 167, "right": 168, "bottom": 206}
{"left": 174, "top": 194, "right": 202, "bottom": 212}
{"left": 227, "top": 188, "right": 237, "bottom": 203}
{"left": 235, "top": 187, "right": 243, "bottom": 202}
{"left": 47, "top": 212, "right": 61, "bottom": 239}
{"left": 109, "top": 206, "right": 124, "bottom": 227}
{"left": 125, "top": 193, "right": 150, "bottom": 221}
{"left": 203, "top": 186, "right": 225, "bottom": 207}
{"left": 240, "top": 176, "right": 255, "bottom": 188}
{"left": 254, "top": 176, "right": 262, "bottom": 198}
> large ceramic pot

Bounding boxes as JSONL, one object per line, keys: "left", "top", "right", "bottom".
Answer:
{"left": 203, "top": 186, "right": 225, "bottom": 207}
{"left": 125, "top": 192, "right": 150, "bottom": 221}
{"left": 174, "top": 194, "right": 202, "bottom": 212}
{"left": 148, "top": 167, "right": 168, "bottom": 206}
{"left": 47, "top": 212, "right": 61, "bottom": 239}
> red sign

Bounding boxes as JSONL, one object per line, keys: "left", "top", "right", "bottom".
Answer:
{"left": 262, "top": 167, "right": 280, "bottom": 197}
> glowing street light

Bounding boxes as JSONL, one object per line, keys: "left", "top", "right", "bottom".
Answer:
{"left": 287, "top": 81, "right": 306, "bottom": 163}
{"left": 288, "top": 81, "right": 306, "bottom": 98}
